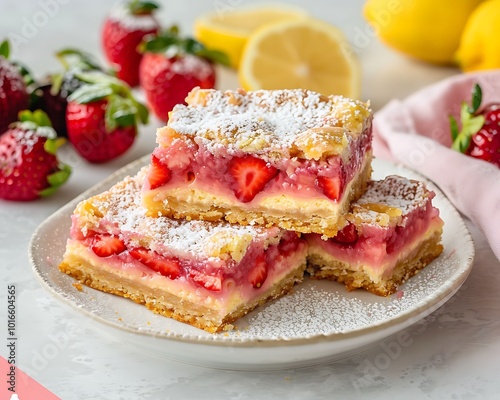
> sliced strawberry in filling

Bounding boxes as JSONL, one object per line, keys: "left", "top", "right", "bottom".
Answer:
{"left": 189, "top": 269, "right": 222, "bottom": 291}
{"left": 91, "top": 234, "right": 126, "bottom": 257}
{"left": 147, "top": 154, "right": 172, "bottom": 189}
{"left": 317, "top": 175, "right": 344, "bottom": 201}
{"left": 129, "top": 247, "right": 181, "bottom": 280}
{"left": 229, "top": 155, "right": 278, "bottom": 202}
{"left": 333, "top": 222, "right": 358, "bottom": 245}
{"left": 248, "top": 253, "right": 268, "bottom": 288}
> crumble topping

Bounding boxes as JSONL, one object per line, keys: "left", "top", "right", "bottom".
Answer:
{"left": 349, "top": 175, "right": 431, "bottom": 227}
{"left": 74, "top": 169, "right": 281, "bottom": 262}
{"left": 165, "top": 88, "right": 372, "bottom": 161}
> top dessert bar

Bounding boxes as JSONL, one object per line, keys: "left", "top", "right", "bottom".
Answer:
{"left": 142, "top": 88, "right": 373, "bottom": 236}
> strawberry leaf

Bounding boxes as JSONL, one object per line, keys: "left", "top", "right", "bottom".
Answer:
{"left": 33, "top": 109, "right": 53, "bottom": 127}
{"left": 56, "top": 48, "right": 102, "bottom": 71}
{"left": 40, "top": 164, "right": 71, "bottom": 197}
{"left": 451, "top": 102, "right": 485, "bottom": 153}
{"left": 47, "top": 165, "right": 71, "bottom": 186}
{"left": 44, "top": 137, "right": 66, "bottom": 155}
{"left": 469, "top": 83, "right": 482, "bottom": 114}
{"left": 0, "top": 39, "right": 9, "bottom": 59}
{"left": 196, "top": 48, "right": 230, "bottom": 66}
{"left": 139, "top": 35, "right": 178, "bottom": 53}
{"left": 449, "top": 116, "right": 459, "bottom": 142}
{"left": 129, "top": 0, "right": 159, "bottom": 14}
{"left": 133, "top": 99, "right": 149, "bottom": 125}
{"left": 68, "top": 83, "right": 113, "bottom": 104}
{"left": 18, "top": 110, "right": 34, "bottom": 123}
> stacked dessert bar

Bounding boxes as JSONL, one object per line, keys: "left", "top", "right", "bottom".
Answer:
{"left": 59, "top": 88, "right": 444, "bottom": 332}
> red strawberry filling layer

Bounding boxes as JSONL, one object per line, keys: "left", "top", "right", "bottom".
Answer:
{"left": 306, "top": 200, "right": 442, "bottom": 279}
{"left": 72, "top": 228, "right": 306, "bottom": 302}
{"left": 145, "top": 127, "right": 372, "bottom": 203}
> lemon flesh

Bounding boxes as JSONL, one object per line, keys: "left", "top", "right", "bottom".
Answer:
{"left": 194, "top": 5, "right": 307, "bottom": 69}
{"left": 364, "top": 0, "right": 484, "bottom": 65}
{"left": 238, "top": 18, "right": 360, "bottom": 99}
{"left": 456, "top": 0, "right": 500, "bottom": 71}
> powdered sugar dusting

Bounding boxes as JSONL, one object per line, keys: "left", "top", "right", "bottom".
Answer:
{"left": 225, "top": 250, "right": 461, "bottom": 338}
{"left": 353, "top": 175, "right": 431, "bottom": 225}
{"left": 168, "top": 88, "right": 372, "bottom": 159}
{"left": 86, "top": 169, "right": 279, "bottom": 259}
{"left": 108, "top": 4, "right": 159, "bottom": 30}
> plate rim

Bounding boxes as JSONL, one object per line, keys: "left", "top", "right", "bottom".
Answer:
{"left": 29, "top": 156, "right": 475, "bottom": 348}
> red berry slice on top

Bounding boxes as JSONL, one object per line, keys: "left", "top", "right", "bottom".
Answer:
{"left": 129, "top": 247, "right": 181, "bottom": 280}
{"left": 91, "top": 234, "right": 126, "bottom": 257}
{"left": 317, "top": 175, "right": 344, "bottom": 201}
{"left": 333, "top": 222, "right": 358, "bottom": 245}
{"left": 228, "top": 155, "right": 279, "bottom": 203}
{"left": 248, "top": 254, "right": 268, "bottom": 289}
{"left": 147, "top": 154, "right": 172, "bottom": 189}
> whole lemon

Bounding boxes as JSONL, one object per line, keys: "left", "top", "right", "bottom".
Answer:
{"left": 456, "top": 0, "right": 500, "bottom": 71}
{"left": 364, "top": 0, "right": 484, "bottom": 64}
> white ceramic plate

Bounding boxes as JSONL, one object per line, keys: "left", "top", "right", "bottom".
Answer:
{"left": 30, "top": 156, "right": 475, "bottom": 370}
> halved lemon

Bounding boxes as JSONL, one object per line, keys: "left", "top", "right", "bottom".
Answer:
{"left": 194, "top": 5, "right": 307, "bottom": 68}
{"left": 239, "top": 18, "right": 361, "bottom": 98}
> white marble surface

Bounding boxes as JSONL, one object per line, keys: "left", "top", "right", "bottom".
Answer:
{"left": 1, "top": 1, "right": 500, "bottom": 399}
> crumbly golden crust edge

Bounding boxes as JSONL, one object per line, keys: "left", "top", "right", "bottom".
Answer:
{"left": 59, "top": 255, "right": 306, "bottom": 333}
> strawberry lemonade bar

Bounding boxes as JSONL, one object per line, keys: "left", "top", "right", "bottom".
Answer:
{"left": 142, "top": 88, "right": 373, "bottom": 237}
{"left": 59, "top": 170, "right": 308, "bottom": 332}
{"left": 306, "top": 175, "right": 444, "bottom": 296}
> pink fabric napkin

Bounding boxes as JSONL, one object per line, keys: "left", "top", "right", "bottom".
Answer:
{"left": 372, "top": 70, "right": 500, "bottom": 261}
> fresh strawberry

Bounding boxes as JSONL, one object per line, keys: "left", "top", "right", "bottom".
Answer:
{"left": 189, "top": 269, "right": 222, "bottom": 291}
{"left": 228, "top": 155, "right": 278, "bottom": 202}
{"left": 451, "top": 83, "right": 500, "bottom": 168}
{"left": 91, "top": 234, "right": 126, "bottom": 257}
{"left": 33, "top": 49, "right": 104, "bottom": 137}
{"left": 317, "top": 175, "right": 344, "bottom": 201}
{"left": 248, "top": 254, "right": 268, "bottom": 289}
{"left": 0, "top": 40, "right": 29, "bottom": 134}
{"left": 139, "top": 26, "right": 229, "bottom": 121}
{"left": 102, "top": 0, "right": 160, "bottom": 87}
{"left": 66, "top": 71, "right": 148, "bottom": 163}
{"left": 0, "top": 110, "right": 71, "bottom": 201}
{"left": 129, "top": 247, "right": 181, "bottom": 279}
{"left": 146, "top": 154, "right": 171, "bottom": 189}
{"left": 333, "top": 222, "right": 358, "bottom": 245}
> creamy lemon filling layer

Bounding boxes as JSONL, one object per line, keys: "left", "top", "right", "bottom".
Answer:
{"left": 63, "top": 235, "right": 308, "bottom": 315}
{"left": 307, "top": 216, "right": 443, "bottom": 284}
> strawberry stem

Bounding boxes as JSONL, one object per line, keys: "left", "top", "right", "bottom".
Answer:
{"left": 451, "top": 83, "right": 486, "bottom": 154}
{"left": 140, "top": 26, "right": 230, "bottom": 66}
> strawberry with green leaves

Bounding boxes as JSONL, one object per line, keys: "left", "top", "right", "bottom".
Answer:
{"left": 102, "top": 0, "right": 161, "bottom": 87}
{"left": 450, "top": 83, "right": 500, "bottom": 168}
{"left": 0, "top": 110, "right": 71, "bottom": 201}
{"left": 139, "top": 26, "right": 229, "bottom": 122}
{"left": 0, "top": 40, "right": 30, "bottom": 134}
{"left": 66, "top": 71, "right": 148, "bottom": 163}
{"left": 34, "top": 49, "right": 104, "bottom": 137}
